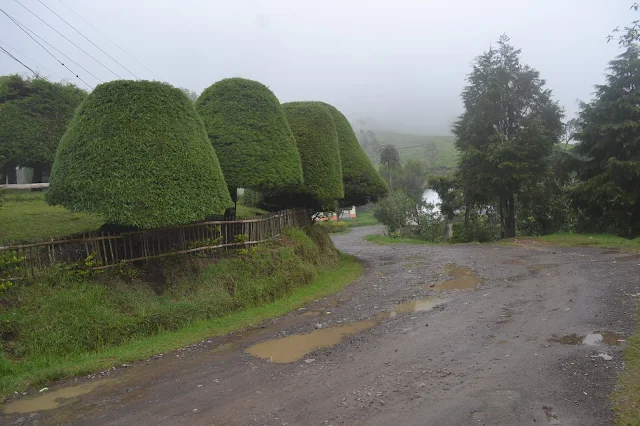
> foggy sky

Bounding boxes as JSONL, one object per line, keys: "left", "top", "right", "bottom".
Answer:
{"left": 0, "top": 0, "right": 632, "bottom": 134}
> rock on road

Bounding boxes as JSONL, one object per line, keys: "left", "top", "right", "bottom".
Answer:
{"left": 3, "top": 226, "right": 639, "bottom": 426}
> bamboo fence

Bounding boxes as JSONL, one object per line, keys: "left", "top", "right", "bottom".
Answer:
{"left": 0, "top": 209, "right": 311, "bottom": 278}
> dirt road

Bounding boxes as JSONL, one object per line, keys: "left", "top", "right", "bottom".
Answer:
{"left": 3, "top": 226, "right": 639, "bottom": 426}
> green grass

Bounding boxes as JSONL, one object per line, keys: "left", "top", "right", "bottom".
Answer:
{"left": 0, "top": 227, "right": 363, "bottom": 398}
{"left": 363, "top": 132, "right": 457, "bottom": 175}
{"left": 0, "top": 191, "right": 104, "bottom": 243}
{"left": 502, "top": 233, "right": 640, "bottom": 251}
{"left": 614, "top": 310, "right": 640, "bottom": 425}
{"left": 0, "top": 190, "right": 267, "bottom": 244}
{"left": 345, "top": 211, "right": 379, "bottom": 227}
{"left": 364, "top": 234, "right": 438, "bottom": 245}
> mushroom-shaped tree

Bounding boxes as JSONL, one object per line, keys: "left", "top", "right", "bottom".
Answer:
{"left": 261, "top": 101, "right": 343, "bottom": 211}
{"left": 321, "top": 103, "right": 389, "bottom": 207}
{"left": 47, "top": 80, "right": 232, "bottom": 229}
{"left": 195, "top": 78, "right": 304, "bottom": 205}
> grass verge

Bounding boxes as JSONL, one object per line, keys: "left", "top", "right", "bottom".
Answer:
{"left": 502, "top": 233, "right": 640, "bottom": 252}
{"left": 0, "top": 228, "right": 362, "bottom": 399}
{"left": 364, "top": 234, "right": 438, "bottom": 245}
{"left": 613, "top": 308, "right": 640, "bottom": 425}
{"left": 345, "top": 212, "right": 379, "bottom": 227}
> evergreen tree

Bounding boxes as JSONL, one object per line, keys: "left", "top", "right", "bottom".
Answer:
{"left": 571, "top": 34, "right": 640, "bottom": 236}
{"left": 195, "top": 78, "right": 304, "bottom": 204}
{"left": 48, "top": 80, "right": 232, "bottom": 228}
{"left": 453, "top": 35, "right": 564, "bottom": 237}
{"left": 322, "top": 103, "right": 388, "bottom": 207}
{"left": 0, "top": 75, "right": 86, "bottom": 182}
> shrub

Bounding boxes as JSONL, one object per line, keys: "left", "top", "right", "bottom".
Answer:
{"left": 47, "top": 80, "right": 232, "bottom": 228}
{"left": 195, "top": 78, "right": 304, "bottom": 199}
{"left": 316, "top": 221, "right": 348, "bottom": 233}
{"left": 271, "top": 102, "right": 344, "bottom": 210}
{"left": 374, "top": 190, "right": 415, "bottom": 234}
{"left": 321, "top": 103, "right": 389, "bottom": 207}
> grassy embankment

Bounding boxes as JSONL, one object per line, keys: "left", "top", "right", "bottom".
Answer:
{"left": 503, "top": 233, "right": 640, "bottom": 252}
{"left": 0, "top": 226, "right": 363, "bottom": 399}
{"left": 0, "top": 190, "right": 267, "bottom": 243}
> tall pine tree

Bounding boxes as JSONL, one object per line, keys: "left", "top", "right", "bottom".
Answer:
{"left": 571, "top": 30, "right": 640, "bottom": 236}
{"left": 453, "top": 35, "right": 563, "bottom": 237}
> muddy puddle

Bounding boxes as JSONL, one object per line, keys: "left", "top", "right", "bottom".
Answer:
{"left": 246, "top": 297, "right": 446, "bottom": 363}
{"left": 432, "top": 264, "right": 481, "bottom": 290}
{"left": 388, "top": 297, "right": 445, "bottom": 317}
{"left": 1, "top": 379, "right": 114, "bottom": 414}
{"left": 550, "top": 331, "right": 623, "bottom": 346}
{"left": 245, "top": 320, "right": 378, "bottom": 363}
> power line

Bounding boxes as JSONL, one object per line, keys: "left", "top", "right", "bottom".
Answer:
{"left": 13, "top": 0, "right": 121, "bottom": 79}
{"left": 1, "top": 9, "right": 93, "bottom": 89}
{"left": 36, "top": 0, "right": 139, "bottom": 79}
{"left": 0, "top": 39, "right": 58, "bottom": 77}
{"left": 3, "top": 11, "right": 102, "bottom": 83}
{"left": 0, "top": 45, "right": 40, "bottom": 77}
{"left": 57, "top": 0, "right": 160, "bottom": 80}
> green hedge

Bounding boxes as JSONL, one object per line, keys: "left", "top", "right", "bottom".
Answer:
{"left": 195, "top": 78, "right": 304, "bottom": 199}
{"left": 321, "top": 103, "right": 389, "bottom": 207}
{"left": 316, "top": 220, "right": 348, "bottom": 233}
{"left": 281, "top": 101, "right": 344, "bottom": 209}
{"left": 47, "top": 80, "right": 232, "bottom": 228}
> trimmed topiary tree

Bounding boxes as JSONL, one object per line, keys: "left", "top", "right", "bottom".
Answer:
{"left": 47, "top": 80, "right": 232, "bottom": 229}
{"left": 321, "top": 103, "right": 389, "bottom": 206}
{"left": 195, "top": 78, "right": 304, "bottom": 202}
{"left": 279, "top": 101, "right": 344, "bottom": 210}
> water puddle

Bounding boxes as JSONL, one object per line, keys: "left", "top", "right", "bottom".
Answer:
{"left": 433, "top": 264, "right": 481, "bottom": 290}
{"left": 1, "top": 379, "right": 114, "bottom": 414}
{"left": 550, "top": 331, "right": 623, "bottom": 346}
{"left": 246, "top": 297, "right": 446, "bottom": 363}
{"left": 388, "top": 297, "right": 445, "bottom": 317}
{"left": 245, "top": 320, "right": 377, "bottom": 363}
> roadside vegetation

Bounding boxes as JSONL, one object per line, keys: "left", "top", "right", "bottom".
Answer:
{"left": 0, "top": 227, "right": 362, "bottom": 398}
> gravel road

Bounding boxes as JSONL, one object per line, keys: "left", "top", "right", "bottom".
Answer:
{"left": 2, "top": 225, "right": 639, "bottom": 426}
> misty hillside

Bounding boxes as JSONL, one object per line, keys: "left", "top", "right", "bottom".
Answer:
{"left": 360, "top": 131, "right": 458, "bottom": 175}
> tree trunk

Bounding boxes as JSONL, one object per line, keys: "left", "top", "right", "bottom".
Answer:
{"left": 502, "top": 194, "right": 516, "bottom": 238}
{"left": 388, "top": 168, "right": 393, "bottom": 191}
{"left": 3, "top": 163, "right": 17, "bottom": 184}
{"left": 464, "top": 201, "right": 471, "bottom": 227}
{"left": 32, "top": 164, "right": 44, "bottom": 183}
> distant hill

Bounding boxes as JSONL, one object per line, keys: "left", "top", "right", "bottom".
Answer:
{"left": 360, "top": 131, "right": 458, "bottom": 176}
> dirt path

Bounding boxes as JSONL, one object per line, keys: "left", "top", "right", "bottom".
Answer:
{"left": 3, "top": 226, "right": 639, "bottom": 426}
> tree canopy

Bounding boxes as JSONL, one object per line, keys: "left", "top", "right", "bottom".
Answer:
{"left": 453, "top": 35, "right": 564, "bottom": 237}
{"left": 278, "top": 101, "right": 344, "bottom": 210}
{"left": 0, "top": 75, "right": 86, "bottom": 182}
{"left": 570, "top": 41, "right": 640, "bottom": 236}
{"left": 321, "top": 103, "right": 388, "bottom": 207}
{"left": 195, "top": 78, "right": 304, "bottom": 200}
{"left": 47, "top": 80, "right": 232, "bottom": 228}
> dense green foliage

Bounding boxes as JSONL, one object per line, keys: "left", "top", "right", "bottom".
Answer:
{"left": 47, "top": 80, "right": 232, "bottom": 228}
{"left": 196, "top": 78, "right": 304, "bottom": 199}
{"left": 0, "top": 75, "right": 86, "bottom": 182}
{"left": 453, "top": 35, "right": 564, "bottom": 237}
{"left": 277, "top": 101, "right": 344, "bottom": 209}
{"left": 374, "top": 190, "right": 415, "bottom": 233}
{"left": 570, "top": 43, "right": 640, "bottom": 236}
{"left": 322, "top": 103, "right": 388, "bottom": 206}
